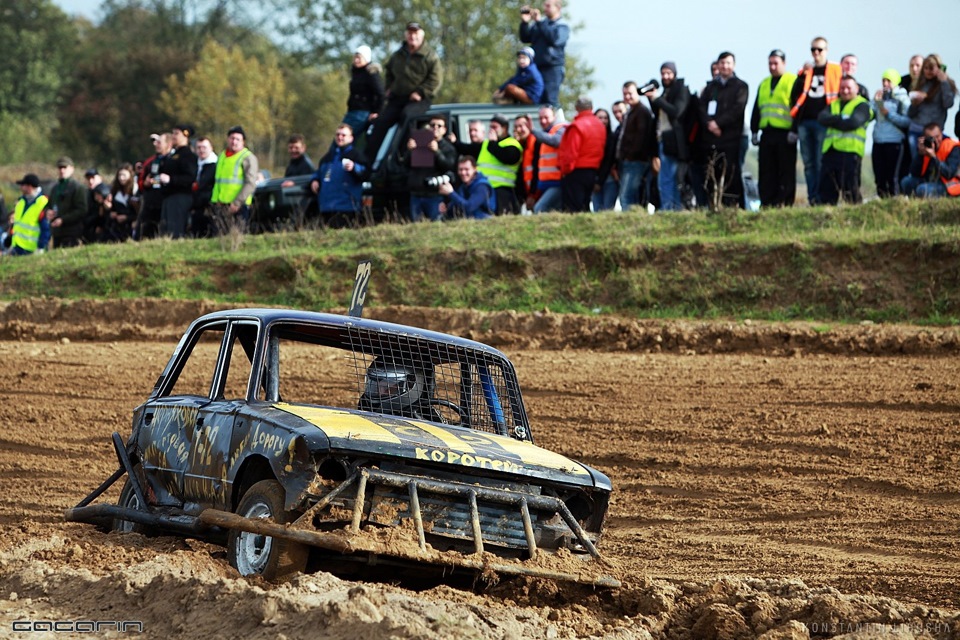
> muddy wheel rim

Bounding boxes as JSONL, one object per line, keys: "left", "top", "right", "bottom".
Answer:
{"left": 117, "top": 486, "right": 141, "bottom": 533}
{"left": 235, "top": 502, "right": 273, "bottom": 575}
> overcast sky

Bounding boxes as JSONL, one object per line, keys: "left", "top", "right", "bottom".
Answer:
{"left": 57, "top": 0, "right": 960, "bottom": 135}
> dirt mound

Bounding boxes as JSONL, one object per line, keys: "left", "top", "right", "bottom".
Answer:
{"left": 1, "top": 298, "right": 958, "bottom": 356}
{"left": 2, "top": 533, "right": 957, "bottom": 640}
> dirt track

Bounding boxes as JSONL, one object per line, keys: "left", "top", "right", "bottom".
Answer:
{"left": 0, "top": 301, "right": 958, "bottom": 639}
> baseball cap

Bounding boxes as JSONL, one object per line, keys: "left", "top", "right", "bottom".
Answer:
{"left": 173, "top": 123, "right": 195, "bottom": 137}
{"left": 56, "top": 156, "right": 74, "bottom": 168}
{"left": 490, "top": 114, "right": 510, "bottom": 129}
{"left": 84, "top": 168, "right": 99, "bottom": 178}
{"left": 149, "top": 133, "right": 161, "bottom": 141}
{"left": 769, "top": 49, "right": 786, "bottom": 61}
{"left": 16, "top": 174, "right": 41, "bottom": 188}
{"left": 227, "top": 125, "right": 246, "bottom": 139}
{"left": 406, "top": 21, "right": 422, "bottom": 31}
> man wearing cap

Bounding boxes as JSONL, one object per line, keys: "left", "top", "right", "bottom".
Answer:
{"left": 477, "top": 115, "right": 523, "bottom": 214}
{"left": 646, "top": 62, "right": 692, "bottom": 211}
{"left": 211, "top": 125, "right": 259, "bottom": 229}
{"left": 519, "top": 0, "right": 568, "bottom": 107}
{"left": 138, "top": 133, "right": 171, "bottom": 240}
{"left": 366, "top": 22, "right": 443, "bottom": 158}
{"left": 48, "top": 157, "right": 88, "bottom": 248}
{"left": 750, "top": 50, "right": 798, "bottom": 207}
{"left": 4, "top": 174, "right": 51, "bottom": 256}
{"left": 344, "top": 44, "right": 385, "bottom": 138}
{"left": 494, "top": 47, "right": 544, "bottom": 105}
{"left": 158, "top": 124, "right": 199, "bottom": 238}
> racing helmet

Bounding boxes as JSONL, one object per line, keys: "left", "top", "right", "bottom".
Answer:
{"left": 364, "top": 360, "right": 427, "bottom": 413}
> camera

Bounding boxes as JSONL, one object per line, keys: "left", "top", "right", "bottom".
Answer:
{"left": 638, "top": 79, "right": 660, "bottom": 94}
{"left": 425, "top": 175, "right": 451, "bottom": 188}
{"left": 923, "top": 137, "right": 935, "bottom": 149}
{"left": 882, "top": 89, "right": 892, "bottom": 100}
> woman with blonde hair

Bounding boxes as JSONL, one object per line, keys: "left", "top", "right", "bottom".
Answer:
{"left": 906, "top": 54, "right": 957, "bottom": 161}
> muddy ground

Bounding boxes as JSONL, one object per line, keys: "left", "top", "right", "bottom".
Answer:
{"left": 0, "top": 300, "right": 958, "bottom": 639}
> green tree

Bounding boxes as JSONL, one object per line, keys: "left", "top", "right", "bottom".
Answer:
{"left": 0, "top": 0, "right": 79, "bottom": 164}
{"left": 269, "top": 0, "right": 593, "bottom": 104}
{"left": 158, "top": 40, "right": 293, "bottom": 169}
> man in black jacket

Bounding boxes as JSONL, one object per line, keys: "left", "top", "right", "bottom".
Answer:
{"left": 49, "top": 157, "right": 88, "bottom": 248}
{"left": 159, "top": 124, "right": 199, "bottom": 238}
{"left": 698, "top": 52, "right": 749, "bottom": 208}
{"left": 646, "top": 61, "right": 691, "bottom": 211}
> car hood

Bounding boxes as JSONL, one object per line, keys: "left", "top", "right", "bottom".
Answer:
{"left": 272, "top": 403, "right": 600, "bottom": 488}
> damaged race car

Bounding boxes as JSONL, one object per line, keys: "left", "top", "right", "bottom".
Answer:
{"left": 66, "top": 293, "right": 618, "bottom": 587}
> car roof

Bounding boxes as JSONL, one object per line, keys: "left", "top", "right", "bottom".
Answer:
{"left": 194, "top": 308, "right": 511, "bottom": 360}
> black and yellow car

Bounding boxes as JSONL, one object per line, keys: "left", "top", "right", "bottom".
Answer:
{"left": 67, "top": 307, "right": 616, "bottom": 587}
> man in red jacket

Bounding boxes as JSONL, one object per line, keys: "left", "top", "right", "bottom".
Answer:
{"left": 559, "top": 96, "right": 606, "bottom": 212}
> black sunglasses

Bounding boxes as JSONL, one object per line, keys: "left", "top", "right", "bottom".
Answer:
{"left": 811, "top": 47, "right": 824, "bottom": 53}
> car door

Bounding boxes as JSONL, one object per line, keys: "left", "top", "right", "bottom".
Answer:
{"left": 139, "top": 320, "right": 257, "bottom": 508}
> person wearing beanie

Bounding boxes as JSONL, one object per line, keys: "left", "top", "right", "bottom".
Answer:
{"left": 211, "top": 125, "right": 259, "bottom": 229}
{"left": 871, "top": 68, "right": 911, "bottom": 197}
{"left": 493, "top": 47, "right": 544, "bottom": 105}
{"left": 749, "top": 49, "right": 798, "bottom": 207}
{"left": 646, "top": 60, "right": 693, "bottom": 210}
{"left": 343, "top": 44, "right": 385, "bottom": 138}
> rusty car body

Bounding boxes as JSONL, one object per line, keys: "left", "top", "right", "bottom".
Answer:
{"left": 66, "top": 308, "right": 617, "bottom": 586}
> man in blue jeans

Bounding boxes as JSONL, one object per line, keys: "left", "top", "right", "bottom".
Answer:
{"left": 519, "top": 0, "right": 568, "bottom": 106}
{"left": 646, "top": 62, "right": 692, "bottom": 210}
{"left": 617, "top": 81, "right": 656, "bottom": 209}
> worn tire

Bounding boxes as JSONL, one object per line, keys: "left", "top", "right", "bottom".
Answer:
{"left": 113, "top": 478, "right": 147, "bottom": 534}
{"left": 228, "top": 479, "right": 309, "bottom": 581}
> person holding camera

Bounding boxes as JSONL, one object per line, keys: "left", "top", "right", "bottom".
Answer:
{"left": 519, "top": 0, "right": 568, "bottom": 106}
{"left": 817, "top": 76, "right": 871, "bottom": 205}
{"left": 399, "top": 115, "right": 457, "bottom": 222}
{"left": 617, "top": 81, "right": 656, "bottom": 209}
{"left": 900, "top": 123, "right": 960, "bottom": 198}
{"left": 477, "top": 114, "right": 523, "bottom": 214}
{"left": 906, "top": 54, "right": 957, "bottom": 164}
{"left": 309, "top": 124, "right": 369, "bottom": 228}
{"left": 871, "top": 69, "right": 911, "bottom": 197}
{"left": 438, "top": 156, "right": 495, "bottom": 220}
{"left": 648, "top": 62, "right": 692, "bottom": 211}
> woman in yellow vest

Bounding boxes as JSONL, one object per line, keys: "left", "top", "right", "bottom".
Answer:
{"left": 4, "top": 174, "right": 51, "bottom": 257}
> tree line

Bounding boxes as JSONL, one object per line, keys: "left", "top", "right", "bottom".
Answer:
{"left": 1, "top": 0, "right": 592, "bottom": 177}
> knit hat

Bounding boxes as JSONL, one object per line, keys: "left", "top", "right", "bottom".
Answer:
{"left": 355, "top": 45, "right": 372, "bottom": 64}
{"left": 227, "top": 125, "right": 246, "bottom": 139}
{"left": 882, "top": 68, "right": 902, "bottom": 86}
{"left": 661, "top": 61, "right": 678, "bottom": 75}
{"left": 518, "top": 47, "right": 535, "bottom": 61}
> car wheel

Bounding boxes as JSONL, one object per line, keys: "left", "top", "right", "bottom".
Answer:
{"left": 228, "top": 479, "right": 308, "bottom": 581}
{"left": 113, "top": 478, "right": 146, "bottom": 534}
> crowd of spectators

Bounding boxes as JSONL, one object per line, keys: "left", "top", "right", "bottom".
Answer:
{"left": 4, "top": 2, "right": 959, "bottom": 256}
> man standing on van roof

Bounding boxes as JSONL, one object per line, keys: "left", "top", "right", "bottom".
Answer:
{"left": 365, "top": 21, "right": 443, "bottom": 160}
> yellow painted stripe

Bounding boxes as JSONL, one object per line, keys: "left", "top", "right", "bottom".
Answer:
{"left": 275, "top": 404, "right": 402, "bottom": 444}
{"left": 493, "top": 438, "right": 590, "bottom": 476}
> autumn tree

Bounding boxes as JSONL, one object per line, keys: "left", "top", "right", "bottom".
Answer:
{"left": 268, "top": 0, "right": 594, "bottom": 105}
{"left": 158, "top": 40, "right": 293, "bottom": 169}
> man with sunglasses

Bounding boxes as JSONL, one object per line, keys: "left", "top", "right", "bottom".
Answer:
{"left": 401, "top": 115, "right": 457, "bottom": 222}
{"left": 790, "top": 37, "right": 843, "bottom": 204}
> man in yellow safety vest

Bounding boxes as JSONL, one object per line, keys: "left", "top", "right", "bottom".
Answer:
{"left": 4, "top": 174, "right": 51, "bottom": 256}
{"left": 476, "top": 114, "right": 523, "bottom": 214}
{"left": 750, "top": 49, "right": 798, "bottom": 207}
{"left": 817, "top": 76, "right": 872, "bottom": 205}
{"left": 211, "top": 125, "right": 259, "bottom": 230}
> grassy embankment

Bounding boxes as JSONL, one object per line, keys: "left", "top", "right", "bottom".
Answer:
{"left": 1, "top": 198, "right": 959, "bottom": 325}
